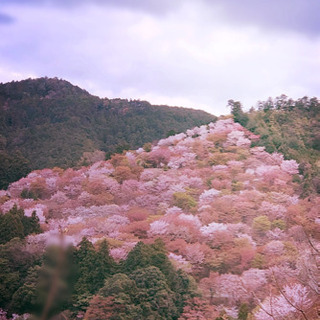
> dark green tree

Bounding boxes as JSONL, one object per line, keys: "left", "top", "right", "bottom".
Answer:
{"left": 0, "top": 257, "right": 20, "bottom": 306}
{"left": 10, "top": 266, "right": 44, "bottom": 314}
{"left": 130, "top": 266, "right": 178, "bottom": 319}
{"left": 94, "top": 239, "right": 115, "bottom": 288}
{"left": 97, "top": 273, "right": 141, "bottom": 319}
{"left": 72, "top": 237, "right": 115, "bottom": 312}
{"left": 22, "top": 211, "right": 41, "bottom": 236}
{"left": 0, "top": 205, "right": 24, "bottom": 244}
{"left": 74, "top": 237, "right": 97, "bottom": 295}
{"left": 0, "top": 151, "right": 31, "bottom": 190}
{"left": 228, "top": 99, "right": 249, "bottom": 127}
{"left": 0, "top": 206, "right": 41, "bottom": 244}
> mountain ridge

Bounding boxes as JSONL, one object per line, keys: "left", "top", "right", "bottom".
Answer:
{"left": 0, "top": 77, "right": 216, "bottom": 189}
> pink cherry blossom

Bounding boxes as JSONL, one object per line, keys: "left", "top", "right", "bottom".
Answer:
{"left": 280, "top": 159, "right": 299, "bottom": 175}
{"left": 199, "top": 188, "right": 220, "bottom": 205}
{"left": 200, "top": 222, "right": 227, "bottom": 236}
{"left": 148, "top": 220, "right": 169, "bottom": 236}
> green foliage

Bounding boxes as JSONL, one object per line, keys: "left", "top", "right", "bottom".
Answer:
{"left": 22, "top": 211, "right": 41, "bottom": 236}
{"left": 251, "top": 253, "right": 265, "bottom": 269}
{"left": 252, "top": 215, "right": 271, "bottom": 235}
{"left": 142, "top": 142, "right": 152, "bottom": 152}
{"left": 228, "top": 99, "right": 249, "bottom": 127}
{"left": 20, "top": 189, "right": 38, "bottom": 200}
{"left": 242, "top": 95, "right": 320, "bottom": 195}
{"left": 0, "top": 205, "right": 41, "bottom": 244}
{"left": 99, "top": 273, "right": 137, "bottom": 298}
{"left": 0, "top": 232, "right": 197, "bottom": 319}
{"left": 0, "top": 237, "right": 115, "bottom": 317}
{"left": 0, "top": 210, "right": 24, "bottom": 244}
{"left": 0, "top": 238, "right": 40, "bottom": 312}
{"left": 172, "top": 192, "right": 197, "bottom": 211}
{"left": 271, "top": 219, "right": 286, "bottom": 230}
{"left": 96, "top": 240, "right": 114, "bottom": 278}
{"left": 95, "top": 242, "right": 196, "bottom": 320}
{"left": 166, "top": 129, "right": 177, "bottom": 137}
{"left": 0, "top": 257, "right": 20, "bottom": 306}
{"left": 0, "top": 78, "right": 216, "bottom": 188}
{"left": 0, "top": 151, "right": 30, "bottom": 190}
{"left": 130, "top": 266, "right": 178, "bottom": 319}
{"left": 123, "top": 240, "right": 176, "bottom": 279}
{"left": 10, "top": 265, "right": 45, "bottom": 315}
{"left": 238, "top": 303, "right": 249, "bottom": 320}
{"left": 40, "top": 239, "right": 198, "bottom": 320}
{"left": 96, "top": 274, "right": 142, "bottom": 319}
{"left": 11, "top": 246, "right": 73, "bottom": 317}
{"left": 74, "top": 238, "right": 115, "bottom": 297}
{"left": 122, "top": 240, "right": 197, "bottom": 316}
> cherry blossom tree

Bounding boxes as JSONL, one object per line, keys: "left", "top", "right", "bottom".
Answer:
{"left": 179, "top": 297, "right": 218, "bottom": 320}
{"left": 226, "top": 130, "right": 251, "bottom": 148}
{"left": 145, "top": 147, "right": 171, "bottom": 167}
{"left": 50, "top": 191, "right": 68, "bottom": 204}
{"left": 148, "top": 220, "right": 169, "bottom": 236}
{"left": 213, "top": 273, "right": 247, "bottom": 305}
{"left": 199, "top": 188, "right": 220, "bottom": 206}
{"left": 157, "top": 132, "right": 187, "bottom": 147}
{"left": 168, "top": 252, "right": 192, "bottom": 273}
{"left": 201, "top": 222, "right": 227, "bottom": 237}
{"left": 184, "top": 243, "right": 205, "bottom": 264}
{"left": 24, "top": 204, "right": 47, "bottom": 222}
{"left": 121, "top": 220, "right": 150, "bottom": 238}
{"left": 109, "top": 247, "right": 128, "bottom": 261}
{"left": 241, "top": 268, "right": 267, "bottom": 293}
{"left": 280, "top": 159, "right": 299, "bottom": 175}
{"left": 254, "top": 283, "right": 313, "bottom": 320}
{"left": 168, "top": 152, "right": 197, "bottom": 169}
{"left": 264, "top": 240, "right": 285, "bottom": 256}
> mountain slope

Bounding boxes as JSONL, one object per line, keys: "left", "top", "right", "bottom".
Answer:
{"left": 0, "top": 77, "right": 216, "bottom": 188}
{"left": 229, "top": 96, "right": 320, "bottom": 195}
{"left": 1, "top": 119, "right": 319, "bottom": 319}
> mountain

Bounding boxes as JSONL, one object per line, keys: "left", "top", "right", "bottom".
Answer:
{"left": 0, "top": 119, "right": 319, "bottom": 319}
{"left": 0, "top": 77, "right": 216, "bottom": 188}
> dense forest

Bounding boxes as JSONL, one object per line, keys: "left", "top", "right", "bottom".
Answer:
{"left": 0, "top": 77, "right": 216, "bottom": 189}
{"left": 0, "top": 117, "right": 319, "bottom": 319}
{"left": 229, "top": 95, "right": 320, "bottom": 195}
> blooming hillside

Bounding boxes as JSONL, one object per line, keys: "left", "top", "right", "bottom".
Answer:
{"left": 0, "top": 77, "right": 216, "bottom": 189}
{"left": 1, "top": 119, "right": 319, "bottom": 319}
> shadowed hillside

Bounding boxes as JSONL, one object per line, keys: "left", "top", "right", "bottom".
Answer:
{"left": 0, "top": 77, "right": 216, "bottom": 188}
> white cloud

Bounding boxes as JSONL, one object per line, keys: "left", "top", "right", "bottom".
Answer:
{"left": 0, "top": 1, "right": 320, "bottom": 115}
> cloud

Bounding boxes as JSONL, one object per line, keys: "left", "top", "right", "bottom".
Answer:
{"left": 0, "top": 12, "right": 14, "bottom": 24}
{"left": 0, "top": 1, "right": 319, "bottom": 116}
{"left": 206, "top": 0, "right": 320, "bottom": 35}
{"left": 3, "top": 0, "right": 320, "bottom": 35}
{"left": 0, "top": 0, "right": 183, "bottom": 16}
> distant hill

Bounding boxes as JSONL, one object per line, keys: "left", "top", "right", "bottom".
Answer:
{"left": 0, "top": 77, "right": 216, "bottom": 188}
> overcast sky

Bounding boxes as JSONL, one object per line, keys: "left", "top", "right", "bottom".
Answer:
{"left": 1, "top": 0, "right": 320, "bottom": 115}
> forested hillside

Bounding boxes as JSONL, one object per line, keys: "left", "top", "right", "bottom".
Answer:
{"left": 0, "top": 77, "right": 216, "bottom": 189}
{"left": 0, "top": 119, "right": 319, "bottom": 319}
{"left": 229, "top": 96, "right": 320, "bottom": 195}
